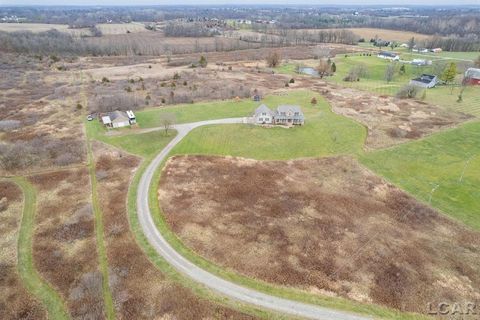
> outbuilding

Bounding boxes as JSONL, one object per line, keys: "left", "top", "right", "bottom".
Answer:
{"left": 464, "top": 68, "right": 480, "bottom": 86}
{"left": 410, "top": 74, "right": 438, "bottom": 88}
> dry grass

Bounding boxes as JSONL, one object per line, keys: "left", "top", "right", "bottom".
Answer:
{"left": 92, "top": 142, "right": 257, "bottom": 319}
{"left": 0, "top": 181, "right": 47, "bottom": 320}
{"left": 29, "top": 168, "right": 105, "bottom": 319}
{"left": 318, "top": 84, "right": 472, "bottom": 149}
{"left": 159, "top": 155, "right": 480, "bottom": 315}
{"left": 0, "top": 23, "right": 91, "bottom": 36}
{"left": 321, "top": 28, "right": 431, "bottom": 42}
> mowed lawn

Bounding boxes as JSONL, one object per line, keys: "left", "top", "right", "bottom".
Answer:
{"left": 361, "top": 121, "right": 480, "bottom": 230}
{"left": 170, "top": 90, "right": 366, "bottom": 160}
{"left": 135, "top": 99, "right": 254, "bottom": 128}
{"left": 86, "top": 120, "right": 176, "bottom": 159}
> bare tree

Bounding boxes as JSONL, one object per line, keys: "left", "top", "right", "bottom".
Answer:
{"left": 266, "top": 51, "right": 280, "bottom": 68}
{"left": 384, "top": 64, "right": 396, "bottom": 83}
{"left": 316, "top": 59, "right": 331, "bottom": 79}
{"left": 159, "top": 113, "right": 176, "bottom": 135}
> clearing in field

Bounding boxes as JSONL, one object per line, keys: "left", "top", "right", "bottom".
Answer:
{"left": 158, "top": 155, "right": 480, "bottom": 315}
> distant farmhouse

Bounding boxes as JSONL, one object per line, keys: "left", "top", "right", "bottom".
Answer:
{"left": 101, "top": 110, "right": 136, "bottom": 128}
{"left": 464, "top": 68, "right": 480, "bottom": 86}
{"left": 411, "top": 59, "right": 432, "bottom": 66}
{"left": 253, "top": 104, "right": 305, "bottom": 126}
{"left": 410, "top": 74, "right": 438, "bottom": 88}
{"left": 377, "top": 51, "right": 400, "bottom": 61}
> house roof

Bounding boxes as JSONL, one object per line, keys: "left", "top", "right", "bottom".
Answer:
{"left": 465, "top": 68, "right": 480, "bottom": 79}
{"left": 378, "top": 51, "right": 398, "bottom": 58}
{"left": 108, "top": 110, "right": 130, "bottom": 123}
{"left": 411, "top": 74, "right": 436, "bottom": 84}
{"left": 276, "top": 105, "right": 303, "bottom": 114}
{"left": 254, "top": 104, "right": 274, "bottom": 116}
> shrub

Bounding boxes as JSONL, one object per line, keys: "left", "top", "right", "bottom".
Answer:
{"left": 101, "top": 77, "right": 110, "bottom": 83}
{"left": 289, "top": 78, "right": 295, "bottom": 83}
{"left": 396, "top": 84, "right": 421, "bottom": 99}
{"left": 285, "top": 82, "right": 289, "bottom": 87}
{"left": 199, "top": 55, "right": 208, "bottom": 68}
{"left": 266, "top": 51, "right": 280, "bottom": 68}
{"left": 124, "top": 86, "right": 132, "bottom": 92}
{"left": 76, "top": 103, "right": 83, "bottom": 110}
{"left": 311, "top": 97, "right": 318, "bottom": 105}
{"left": 173, "top": 72, "right": 181, "bottom": 80}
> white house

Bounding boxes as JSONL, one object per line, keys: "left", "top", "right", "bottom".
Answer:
{"left": 377, "top": 51, "right": 400, "bottom": 61}
{"left": 252, "top": 104, "right": 305, "bottom": 126}
{"left": 101, "top": 110, "right": 136, "bottom": 128}
{"left": 253, "top": 104, "right": 274, "bottom": 124}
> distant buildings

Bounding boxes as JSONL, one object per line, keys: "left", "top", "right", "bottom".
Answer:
{"left": 377, "top": 51, "right": 400, "bottom": 61}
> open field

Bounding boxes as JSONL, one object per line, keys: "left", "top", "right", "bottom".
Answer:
{"left": 321, "top": 28, "right": 431, "bottom": 42}
{"left": 29, "top": 168, "right": 105, "bottom": 319}
{"left": 170, "top": 90, "right": 366, "bottom": 159}
{"left": 0, "top": 23, "right": 91, "bottom": 36}
{"left": 361, "top": 121, "right": 480, "bottom": 230}
{"left": 95, "top": 23, "right": 148, "bottom": 35}
{"left": 159, "top": 155, "right": 480, "bottom": 315}
{"left": 0, "top": 179, "right": 47, "bottom": 320}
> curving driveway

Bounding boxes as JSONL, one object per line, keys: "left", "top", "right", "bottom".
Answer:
{"left": 136, "top": 117, "right": 371, "bottom": 320}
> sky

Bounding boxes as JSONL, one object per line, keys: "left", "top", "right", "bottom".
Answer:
{"left": 0, "top": 0, "right": 478, "bottom": 6}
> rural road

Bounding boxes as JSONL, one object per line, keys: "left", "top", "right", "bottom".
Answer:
{"left": 136, "top": 117, "right": 371, "bottom": 320}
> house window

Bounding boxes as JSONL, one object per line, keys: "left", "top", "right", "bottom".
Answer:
{"left": 262, "top": 112, "right": 267, "bottom": 116}
{"left": 294, "top": 112, "right": 299, "bottom": 116}
{"left": 259, "top": 118, "right": 263, "bottom": 122}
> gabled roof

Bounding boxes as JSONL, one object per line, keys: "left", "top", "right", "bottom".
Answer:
{"left": 108, "top": 110, "right": 129, "bottom": 123}
{"left": 465, "top": 68, "right": 480, "bottom": 79}
{"left": 254, "top": 104, "right": 274, "bottom": 116}
{"left": 276, "top": 105, "right": 303, "bottom": 114}
{"left": 411, "top": 74, "right": 436, "bottom": 84}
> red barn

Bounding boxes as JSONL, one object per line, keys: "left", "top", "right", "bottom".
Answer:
{"left": 464, "top": 68, "right": 480, "bottom": 85}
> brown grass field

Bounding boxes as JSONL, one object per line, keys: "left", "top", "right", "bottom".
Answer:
{"left": 159, "top": 155, "right": 480, "bottom": 315}
{"left": 0, "top": 181, "right": 46, "bottom": 320}
{"left": 93, "top": 142, "right": 257, "bottom": 319}
{"left": 322, "top": 28, "right": 431, "bottom": 42}
{"left": 29, "top": 168, "right": 105, "bottom": 319}
{"left": 317, "top": 83, "right": 473, "bottom": 149}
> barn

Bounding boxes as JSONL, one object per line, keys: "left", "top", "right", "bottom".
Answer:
{"left": 464, "top": 68, "right": 480, "bottom": 86}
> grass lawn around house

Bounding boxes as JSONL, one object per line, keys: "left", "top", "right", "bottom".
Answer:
{"left": 170, "top": 91, "right": 366, "bottom": 160}
{"left": 361, "top": 121, "right": 480, "bottom": 230}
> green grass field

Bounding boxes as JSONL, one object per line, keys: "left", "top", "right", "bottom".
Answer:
{"left": 361, "top": 121, "right": 480, "bottom": 230}
{"left": 171, "top": 90, "right": 366, "bottom": 159}
{"left": 135, "top": 100, "right": 253, "bottom": 128}
{"left": 13, "top": 177, "right": 70, "bottom": 320}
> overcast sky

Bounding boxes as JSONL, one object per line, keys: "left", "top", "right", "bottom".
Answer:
{"left": 0, "top": 0, "right": 477, "bottom": 6}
